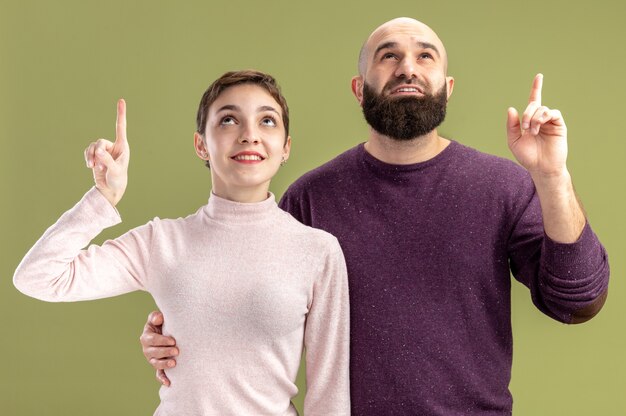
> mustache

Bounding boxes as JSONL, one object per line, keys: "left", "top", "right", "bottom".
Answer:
{"left": 383, "top": 79, "right": 428, "bottom": 94}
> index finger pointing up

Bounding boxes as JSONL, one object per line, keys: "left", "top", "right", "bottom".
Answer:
{"left": 528, "top": 73, "right": 543, "bottom": 105}
{"left": 116, "top": 98, "right": 127, "bottom": 145}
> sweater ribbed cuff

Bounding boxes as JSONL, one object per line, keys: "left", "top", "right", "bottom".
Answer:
{"left": 79, "top": 187, "right": 122, "bottom": 229}
{"left": 541, "top": 221, "right": 606, "bottom": 278}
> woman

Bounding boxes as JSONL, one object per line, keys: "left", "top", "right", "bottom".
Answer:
{"left": 13, "top": 70, "right": 350, "bottom": 415}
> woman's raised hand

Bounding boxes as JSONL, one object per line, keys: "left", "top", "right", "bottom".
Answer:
{"left": 84, "top": 99, "right": 130, "bottom": 206}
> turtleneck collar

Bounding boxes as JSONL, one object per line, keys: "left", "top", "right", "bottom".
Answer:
{"left": 203, "top": 192, "right": 280, "bottom": 225}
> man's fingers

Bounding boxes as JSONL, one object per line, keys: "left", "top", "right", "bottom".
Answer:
{"left": 115, "top": 98, "right": 128, "bottom": 149}
{"left": 528, "top": 105, "right": 551, "bottom": 135}
{"left": 528, "top": 73, "right": 543, "bottom": 105}
{"left": 148, "top": 310, "right": 164, "bottom": 328}
{"left": 144, "top": 346, "right": 178, "bottom": 370}
{"left": 141, "top": 309, "right": 175, "bottom": 388}
{"left": 549, "top": 109, "right": 565, "bottom": 127}
{"left": 149, "top": 355, "right": 178, "bottom": 370}
{"left": 156, "top": 369, "right": 171, "bottom": 387}
{"left": 506, "top": 107, "right": 521, "bottom": 142}
{"left": 141, "top": 332, "right": 177, "bottom": 349}
{"left": 521, "top": 102, "right": 540, "bottom": 131}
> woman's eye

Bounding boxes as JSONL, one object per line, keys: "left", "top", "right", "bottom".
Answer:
{"left": 261, "top": 117, "right": 276, "bottom": 127}
{"left": 220, "top": 116, "right": 236, "bottom": 125}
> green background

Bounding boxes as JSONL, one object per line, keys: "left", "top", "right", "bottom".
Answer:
{"left": 2, "top": 0, "right": 624, "bottom": 414}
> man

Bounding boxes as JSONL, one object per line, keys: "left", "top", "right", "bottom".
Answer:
{"left": 140, "top": 17, "right": 609, "bottom": 414}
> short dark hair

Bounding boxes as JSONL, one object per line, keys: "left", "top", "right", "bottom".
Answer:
{"left": 195, "top": 70, "right": 290, "bottom": 169}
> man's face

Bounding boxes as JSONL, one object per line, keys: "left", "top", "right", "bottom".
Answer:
{"left": 353, "top": 19, "right": 454, "bottom": 139}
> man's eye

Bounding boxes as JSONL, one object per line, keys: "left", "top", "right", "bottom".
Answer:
{"left": 382, "top": 53, "right": 397, "bottom": 60}
{"left": 261, "top": 117, "right": 276, "bottom": 127}
{"left": 221, "top": 116, "right": 236, "bottom": 125}
{"left": 419, "top": 53, "right": 433, "bottom": 59}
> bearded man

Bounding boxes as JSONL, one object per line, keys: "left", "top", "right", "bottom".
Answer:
{"left": 140, "top": 17, "right": 609, "bottom": 415}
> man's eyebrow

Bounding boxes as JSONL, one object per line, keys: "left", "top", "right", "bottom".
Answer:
{"left": 416, "top": 41, "right": 440, "bottom": 57}
{"left": 374, "top": 41, "right": 398, "bottom": 58}
{"left": 373, "top": 41, "right": 441, "bottom": 58}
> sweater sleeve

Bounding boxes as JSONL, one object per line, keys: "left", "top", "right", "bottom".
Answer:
{"left": 13, "top": 187, "right": 153, "bottom": 302}
{"left": 303, "top": 238, "right": 351, "bottom": 415}
{"left": 508, "top": 189, "right": 610, "bottom": 323}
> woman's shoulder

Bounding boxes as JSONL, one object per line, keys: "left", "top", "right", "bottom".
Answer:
{"left": 276, "top": 208, "right": 342, "bottom": 251}
{"left": 135, "top": 205, "right": 209, "bottom": 241}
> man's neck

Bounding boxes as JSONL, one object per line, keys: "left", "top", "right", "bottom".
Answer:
{"left": 364, "top": 129, "right": 450, "bottom": 165}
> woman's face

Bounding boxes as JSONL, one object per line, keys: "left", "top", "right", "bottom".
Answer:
{"left": 194, "top": 83, "right": 291, "bottom": 202}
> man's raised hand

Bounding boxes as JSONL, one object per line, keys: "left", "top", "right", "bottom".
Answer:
{"left": 83, "top": 99, "right": 130, "bottom": 206}
{"left": 506, "top": 74, "right": 568, "bottom": 179}
{"left": 507, "top": 74, "right": 587, "bottom": 243}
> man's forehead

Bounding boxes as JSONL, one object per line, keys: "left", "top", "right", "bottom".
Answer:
{"left": 357, "top": 18, "right": 448, "bottom": 75}
{"left": 367, "top": 20, "right": 443, "bottom": 53}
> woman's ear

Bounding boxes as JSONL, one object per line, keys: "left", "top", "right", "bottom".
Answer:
{"left": 194, "top": 132, "right": 210, "bottom": 161}
{"left": 282, "top": 136, "right": 292, "bottom": 162}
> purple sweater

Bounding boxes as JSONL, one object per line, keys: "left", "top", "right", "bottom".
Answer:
{"left": 279, "top": 141, "right": 609, "bottom": 415}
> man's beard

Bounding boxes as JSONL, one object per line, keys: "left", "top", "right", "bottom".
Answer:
{"left": 361, "top": 81, "right": 448, "bottom": 141}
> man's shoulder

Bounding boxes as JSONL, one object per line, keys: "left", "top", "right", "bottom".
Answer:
{"left": 287, "top": 144, "right": 362, "bottom": 193}
{"left": 452, "top": 141, "right": 530, "bottom": 183}
{"left": 439, "top": 141, "right": 536, "bottom": 206}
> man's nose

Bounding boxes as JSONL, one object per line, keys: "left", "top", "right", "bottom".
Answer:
{"left": 395, "top": 56, "right": 417, "bottom": 80}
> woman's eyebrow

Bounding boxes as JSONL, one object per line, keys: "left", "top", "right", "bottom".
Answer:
{"left": 216, "top": 104, "right": 240, "bottom": 113}
{"left": 258, "top": 105, "right": 280, "bottom": 115}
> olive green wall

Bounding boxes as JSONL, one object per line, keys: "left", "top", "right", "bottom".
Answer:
{"left": 2, "top": 0, "right": 624, "bottom": 414}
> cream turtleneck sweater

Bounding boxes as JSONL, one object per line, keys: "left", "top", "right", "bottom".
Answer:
{"left": 14, "top": 187, "right": 350, "bottom": 415}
